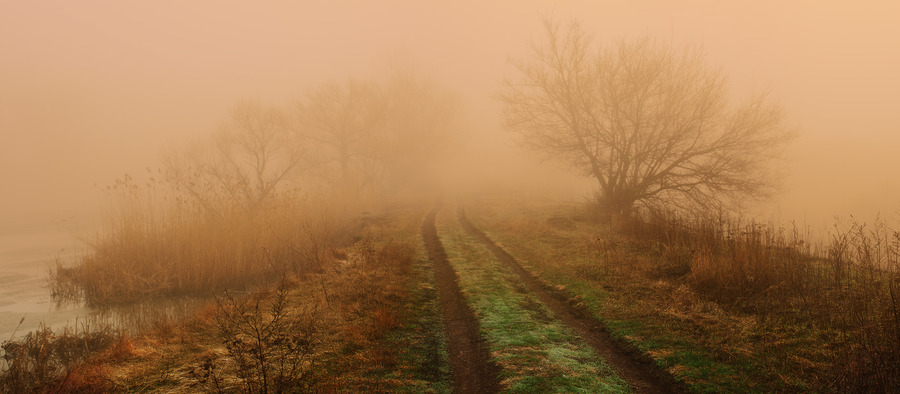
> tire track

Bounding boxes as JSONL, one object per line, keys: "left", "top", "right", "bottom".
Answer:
{"left": 457, "top": 204, "right": 687, "bottom": 394}
{"left": 422, "top": 203, "right": 501, "bottom": 394}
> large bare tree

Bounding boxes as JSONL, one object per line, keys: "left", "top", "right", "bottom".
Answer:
{"left": 500, "top": 20, "right": 793, "bottom": 216}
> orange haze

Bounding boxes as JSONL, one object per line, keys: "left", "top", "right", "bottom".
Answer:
{"left": 2, "top": 1, "right": 899, "bottom": 231}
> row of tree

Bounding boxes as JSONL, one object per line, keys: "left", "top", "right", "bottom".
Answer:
{"left": 164, "top": 65, "right": 458, "bottom": 216}
{"left": 163, "top": 18, "right": 793, "bottom": 219}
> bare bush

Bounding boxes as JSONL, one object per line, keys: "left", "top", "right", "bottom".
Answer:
{"left": 213, "top": 277, "right": 320, "bottom": 393}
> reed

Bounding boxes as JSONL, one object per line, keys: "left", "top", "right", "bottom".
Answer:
{"left": 50, "top": 174, "right": 356, "bottom": 307}
{"left": 618, "top": 209, "right": 900, "bottom": 390}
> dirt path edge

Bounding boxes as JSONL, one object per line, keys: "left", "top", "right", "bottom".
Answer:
{"left": 422, "top": 203, "right": 501, "bottom": 394}
{"left": 457, "top": 204, "right": 688, "bottom": 394}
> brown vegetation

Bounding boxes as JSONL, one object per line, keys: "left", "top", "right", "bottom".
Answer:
{"left": 620, "top": 211, "right": 900, "bottom": 390}
{"left": 49, "top": 177, "right": 351, "bottom": 306}
{"left": 1, "top": 322, "right": 121, "bottom": 392}
{"left": 466, "top": 197, "right": 900, "bottom": 391}
{"left": 6, "top": 206, "right": 450, "bottom": 392}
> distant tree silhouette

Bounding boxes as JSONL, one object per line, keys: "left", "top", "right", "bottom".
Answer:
{"left": 165, "top": 101, "right": 306, "bottom": 215}
{"left": 294, "top": 78, "right": 386, "bottom": 196}
{"left": 294, "top": 66, "right": 458, "bottom": 198}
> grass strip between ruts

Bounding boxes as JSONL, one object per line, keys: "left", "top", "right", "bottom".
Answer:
{"left": 436, "top": 209, "right": 629, "bottom": 393}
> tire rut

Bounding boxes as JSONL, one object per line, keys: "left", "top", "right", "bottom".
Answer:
{"left": 457, "top": 204, "right": 687, "bottom": 394}
{"left": 422, "top": 203, "right": 501, "bottom": 394}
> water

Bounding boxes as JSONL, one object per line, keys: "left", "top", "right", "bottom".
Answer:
{"left": 0, "top": 220, "right": 93, "bottom": 342}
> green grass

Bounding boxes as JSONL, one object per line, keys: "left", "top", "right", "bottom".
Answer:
{"left": 436, "top": 208, "right": 629, "bottom": 393}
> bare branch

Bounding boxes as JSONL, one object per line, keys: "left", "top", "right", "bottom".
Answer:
{"left": 499, "top": 19, "right": 794, "bottom": 216}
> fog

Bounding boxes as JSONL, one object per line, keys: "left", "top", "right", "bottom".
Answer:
{"left": 2, "top": 1, "right": 899, "bottom": 231}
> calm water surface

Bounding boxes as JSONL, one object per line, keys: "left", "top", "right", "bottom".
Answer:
{"left": 0, "top": 220, "right": 93, "bottom": 342}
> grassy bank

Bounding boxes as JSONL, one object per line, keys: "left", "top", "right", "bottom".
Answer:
{"left": 464, "top": 198, "right": 863, "bottom": 392}
{"left": 435, "top": 208, "right": 628, "bottom": 392}
{"left": 4, "top": 204, "right": 451, "bottom": 392}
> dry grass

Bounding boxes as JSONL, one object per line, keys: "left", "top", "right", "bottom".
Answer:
{"left": 30, "top": 170, "right": 450, "bottom": 391}
{"left": 50, "top": 175, "right": 355, "bottom": 306}
{"left": 35, "top": 205, "right": 450, "bottom": 392}
{"left": 620, "top": 210, "right": 900, "bottom": 390}
{"left": 0, "top": 322, "right": 121, "bottom": 392}
{"left": 465, "top": 197, "right": 900, "bottom": 392}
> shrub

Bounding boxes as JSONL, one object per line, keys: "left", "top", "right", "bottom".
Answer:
{"left": 1, "top": 322, "right": 120, "bottom": 392}
{"left": 213, "top": 277, "right": 320, "bottom": 393}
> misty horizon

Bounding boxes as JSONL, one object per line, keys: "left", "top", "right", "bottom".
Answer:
{"left": 2, "top": 1, "right": 899, "bottom": 229}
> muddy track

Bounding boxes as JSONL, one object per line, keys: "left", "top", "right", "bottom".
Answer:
{"left": 457, "top": 204, "right": 687, "bottom": 394}
{"left": 422, "top": 203, "right": 501, "bottom": 394}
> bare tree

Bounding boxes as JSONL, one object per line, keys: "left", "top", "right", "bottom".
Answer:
{"left": 295, "top": 70, "right": 458, "bottom": 198}
{"left": 165, "top": 101, "right": 306, "bottom": 215}
{"left": 375, "top": 64, "right": 459, "bottom": 193}
{"left": 500, "top": 19, "right": 793, "bottom": 216}
{"left": 294, "top": 79, "right": 387, "bottom": 197}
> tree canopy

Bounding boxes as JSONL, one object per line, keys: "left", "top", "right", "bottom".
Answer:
{"left": 500, "top": 20, "right": 793, "bottom": 216}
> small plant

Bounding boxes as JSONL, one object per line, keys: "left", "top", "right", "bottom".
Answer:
{"left": 213, "top": 276, "right": 319, "bottom": 393}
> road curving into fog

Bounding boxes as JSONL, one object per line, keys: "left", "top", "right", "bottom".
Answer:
{"left": 456, "top": 202, "right": 688, "bottom": 394}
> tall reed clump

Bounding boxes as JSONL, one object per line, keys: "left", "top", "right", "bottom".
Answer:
{"left": 617, "top": 210, "right": 900, "bottom": 390}
{"left": 51, "top": 174, "right": 354, "bottom": 306}
{"left": 624, "top": 212, "right": 808, "bottom": 307}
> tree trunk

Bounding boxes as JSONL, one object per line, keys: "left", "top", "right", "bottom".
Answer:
{"left": 339, "top": 144, "right": 353, "bottom": 196}
{"left": 596, "top": 190, "right": 636, "bottom": 227}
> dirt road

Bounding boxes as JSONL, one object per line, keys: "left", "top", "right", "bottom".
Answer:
{"left": 457, "top": 204, "right": 687, "bottom": 394}
{"left": 422, "top": 203, "right": 501, "bottom": 393}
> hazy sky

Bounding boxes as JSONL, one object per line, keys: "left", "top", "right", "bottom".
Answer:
{"left": 2, "top": 1, "right": 899, "bottom": 228}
